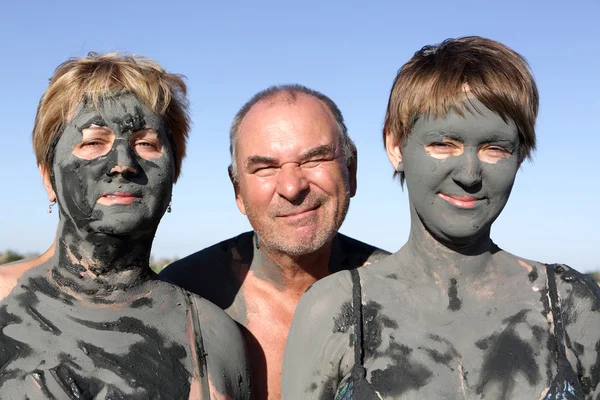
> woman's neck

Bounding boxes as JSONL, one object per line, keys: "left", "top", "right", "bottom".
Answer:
{"left": 399, "top": 205, "right": 499, "bottom": 282}
{"left": 48, "top": 215, "right": 156, "bottom": 303}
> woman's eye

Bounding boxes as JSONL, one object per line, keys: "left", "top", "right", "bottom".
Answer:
{"left": 81, "top": 140, "right": 104, "bottom": 147}
{"left": 135, "top": 141, "right": 156, "bottom": 148}
{"left": 429, "top": 142, "right": 455, "bottom": 151}
{"left": 486, "top": 146, "right": 511, "bottom": 155}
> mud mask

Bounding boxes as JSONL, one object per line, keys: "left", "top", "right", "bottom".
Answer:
{"left": 401, "top": 99, "right": 520, "bottom": 246}
{"left": 51, "top": 93, "right": 175, "bottom": 236}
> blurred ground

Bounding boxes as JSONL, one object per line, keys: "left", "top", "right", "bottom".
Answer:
{"left": 1, "top": 250, "right": 598, "bottom": 283}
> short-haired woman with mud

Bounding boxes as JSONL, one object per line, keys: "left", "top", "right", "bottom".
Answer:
{"left": 282, "top": 36, "right": 600, "bottom": 399}
{"left": 0, "top": 53, "right": 251, "bottom": 399}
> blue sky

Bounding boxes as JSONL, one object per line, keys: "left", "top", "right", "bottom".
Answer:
{"left": 0, "top": 0, "right": 598, "bottom": 271}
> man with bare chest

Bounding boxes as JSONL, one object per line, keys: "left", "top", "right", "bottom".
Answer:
{"left": 160, "top": 84, "right": 389, "bottom": 399}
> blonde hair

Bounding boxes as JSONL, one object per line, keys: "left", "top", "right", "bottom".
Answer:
{"left": 33, "top": 52, "right": 190, "bottom": 181}
{"left": 384, "top": 36, "right": 539, "bottom": 182}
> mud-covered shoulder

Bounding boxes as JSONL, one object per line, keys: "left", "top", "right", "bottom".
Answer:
{"left": 194, "top": 295, "right": 252, "bottom": 400}
{"left": 159, "top": 235, "right": 237, "bottom": 282}
{"left": 158, "top": 232, "right": 254, "bottom": 309}
{"left": 551, "top": 263, "right": 600, "bottom": 303}
{"left": 336, "top": 233, "right": 391, "bottom": 267}
{"left": 282, "top": 270, "right": 355, "bottom": 400}
{"left": 0, "top": 253, "right": 52, "bottom": 300}
{"left": 549, "top": 263, "right": 600, "bottom": 397}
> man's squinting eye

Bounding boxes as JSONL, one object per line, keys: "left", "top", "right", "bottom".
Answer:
{"left": 254, "top": 166, "right": 278, "bottom": 177}
{"left": 302, "top": 160, "right": 323, "bottom": 168}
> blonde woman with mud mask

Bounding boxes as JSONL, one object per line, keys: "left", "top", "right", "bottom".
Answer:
{"left": 0, "top": 53, "right": 251, "bottom": 399}
{"left": 283, "top": 37, "right": 600, "bottom": 399}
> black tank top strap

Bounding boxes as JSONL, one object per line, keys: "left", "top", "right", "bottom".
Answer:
{"left": 543, "top": 264, "right": 585, "bottom": 399}
{"left": 546, "top": 264, "right": 568, "bottom": 356}
{"left": 334, "top": 269, "right": 381, "bottom": 400}
{"left": 349, "top": 268, "right": 366, "bottom": 378}
{"left": 181, "top": 289, "right": 211, "bottom": 399}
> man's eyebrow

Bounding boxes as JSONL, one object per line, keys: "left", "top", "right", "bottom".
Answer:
{"left": 301, "top": 144, "right": 334, "bottom": 159}
{"left": 245, "top": 155, "right": 277, "bottom": 169}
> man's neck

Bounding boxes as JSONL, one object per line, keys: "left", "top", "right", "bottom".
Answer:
{"left": 253, "top": 234, "right": 335, "bottom": 296}
{"left": 48, "top": 215, "right": 156, "bottom": 303}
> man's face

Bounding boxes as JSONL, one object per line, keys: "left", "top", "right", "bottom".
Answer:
{"left": 51, "top": 93, "right": 175, "bottom": 237}
{"left": 233, "top": 94, "right": 355, "bottom": 255}
{"left": 395, "top": 99, "right": 520, "bottom": 246}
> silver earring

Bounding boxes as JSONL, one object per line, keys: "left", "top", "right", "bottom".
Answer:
{"left": 48, "top": 200, "right": 56, "bottom": 213}
{"left": 396, "top": 161, "right": 402, "bottom": 172}
{"left": 167, "top": 201, "right": 172, "bottom": 213}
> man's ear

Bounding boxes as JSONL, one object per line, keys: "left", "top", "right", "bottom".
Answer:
{"left": 228, "top": 165, "right": 247, "bottom": 215}
{"left": 347, "top": 147, "right": 357, "bottom": 198}
{"left": 39, "top": 164, "right": 56, "bottom": 202}
{"left": 385, "top": 129, "right": 403, "bottom": 173}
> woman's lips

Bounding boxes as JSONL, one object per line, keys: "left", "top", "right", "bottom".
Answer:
{"left": 438, "top": 193, "right": 483, "bottom": 209}
{"left": 97, "top": 192, "right": 143, "bottom": 205}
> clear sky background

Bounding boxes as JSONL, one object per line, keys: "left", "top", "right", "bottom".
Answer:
{"left": 0, "top": 0, "right": 598, "bottom": 271}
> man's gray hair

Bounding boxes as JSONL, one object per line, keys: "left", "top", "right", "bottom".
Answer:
{"left": 228, "top": 84, "right": 356, "bottom": 182}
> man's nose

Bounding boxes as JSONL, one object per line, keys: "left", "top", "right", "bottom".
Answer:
{"left": 276, "top": 164, "right": 309, "bottom": 201}
{"left": 106, "top": 141, "right": 138, "bottom": 177}
{"left": 451, "top": 150, "right": 482, "bottom": 188}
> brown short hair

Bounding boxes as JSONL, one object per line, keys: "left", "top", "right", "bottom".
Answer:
{"left": 33, "top": 52, "right": 190, "bottom": 182}
{"left": 383, "top": 36, "right": 539, "bottom": 181}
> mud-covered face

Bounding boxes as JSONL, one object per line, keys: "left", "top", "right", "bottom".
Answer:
{"left": 51, "top": 93, "right": 175, "bottom": 236}
{"left": 399, "top": 99, "right": 520, "bottom": 246}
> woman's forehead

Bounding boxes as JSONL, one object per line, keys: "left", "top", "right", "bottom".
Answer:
{"left": 412, "top": 99, "right": 518, "bottom": 141}
{"left": 68, "top": 93, "right": 163, "bottom": 128}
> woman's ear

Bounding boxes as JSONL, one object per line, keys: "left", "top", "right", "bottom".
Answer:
{"left": 385, "top": 130, "right": 403, "bottom": 173}
{"left": 39, "top": 164, "right": 56, "bottom": 202}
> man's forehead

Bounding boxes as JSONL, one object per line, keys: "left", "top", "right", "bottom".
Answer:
{"left": 239, "top": 94, "right": 337, "bottom": 140}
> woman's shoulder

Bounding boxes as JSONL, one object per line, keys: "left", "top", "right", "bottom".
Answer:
{"left": 303, "top": 269, "right": 354, "bottom": 306}
{"left": 188, "top": 293, "right": 252, "bottom": 400}
{"left": 498, "top": 249, "right": 599, "bottom": 304}
{"left": 549, "top": 263, "right": 600, "bottom": 308}
{"left": 188, "top": 294, "right": 248, "bottom": 357}
{"left": 0, "top": 245, "right": 55, "bottom": 300}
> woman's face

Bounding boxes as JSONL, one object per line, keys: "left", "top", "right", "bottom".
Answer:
{"left": 50, "top": 92, "right": 175, "bottom": 236}
{"left": 390, "top": 99, "right": 521, "bottom": 246}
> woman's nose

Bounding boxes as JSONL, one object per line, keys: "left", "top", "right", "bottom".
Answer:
{"left": 451, "top": 151, "right": 482, "bottom": 188}
{"left": 106, "top": 141, "right": 138, "bottom": 177}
